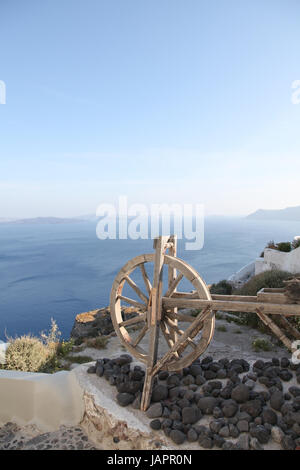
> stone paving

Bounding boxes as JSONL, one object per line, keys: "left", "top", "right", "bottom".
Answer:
{"left": 0, "top": 422, "right": 99, "bottom": 450}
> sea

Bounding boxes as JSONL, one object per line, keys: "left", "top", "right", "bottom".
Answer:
{"left": 1, "top": 216, "right": 300, "bottom": 341}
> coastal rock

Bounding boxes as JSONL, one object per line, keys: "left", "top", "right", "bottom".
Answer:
{"left": 71, "top": 306, "right": 143, "bottom": 340}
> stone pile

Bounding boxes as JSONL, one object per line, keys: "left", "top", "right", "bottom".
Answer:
{"left": 87, "top": 354, "right": 300, "bottom": 450}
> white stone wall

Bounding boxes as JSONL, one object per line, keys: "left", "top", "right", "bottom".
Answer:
{"left": 0, "top": 369, "right": 84, "bottom": 431}
{"left": 255, "top": 246, "right": 300, "bottom": 275}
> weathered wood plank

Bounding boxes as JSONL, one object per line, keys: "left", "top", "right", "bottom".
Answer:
{"left": 162, "top": 297, "right": 300, "bottom": 316}
{"left": 276, "top": 315, "right": 300, "bottom": 340}
{"left": 141, "top": 236, "right": 168, "bottom": 411}
{"left": 167, "top": 235, "right": 178, "bottom": 348}
{"left": 256, "top": 308, "right": 293, "bottom": 351}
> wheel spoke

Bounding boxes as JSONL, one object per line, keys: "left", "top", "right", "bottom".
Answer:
{"left": 160, "top": 321, "right": 179, "bottom": 358}
{"left": 164, "top": 315, "right": 184, "bottom": 335}
{"left": 139, "top": 263, "right": 152, "bottom": 296}
{"left": 165, "top": 273, "right": 183, "bottom": 297}
{"left": 164, "top": 316, "right": 197, "bottom": 350}
{"left": 125, "top": 275, "right": 149, "bottom": 304}
{"left": 119, "top": 313, "right": 147, "bottom": 327}
{"left": 132, "top": 324, "right": 148, "bottom": 347}
{"left": 117, "top": 295, "right": 147, "bottom": 311}
{"left": 166, "top": 311, "right": 196, "bottom": 323}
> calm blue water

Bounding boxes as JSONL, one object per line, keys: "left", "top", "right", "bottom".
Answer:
{"left": 1, "top": 217, "right": 300, "bottom": 341}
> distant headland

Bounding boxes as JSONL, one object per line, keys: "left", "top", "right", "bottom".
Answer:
{"left": 0, "top": 217, "right": 87, "bottom": 225}
{"left": 247, "top": 205, "right": 300, "bottom": 221}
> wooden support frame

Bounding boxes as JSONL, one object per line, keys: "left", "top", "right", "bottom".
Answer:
{"left": 110, "top": 235, "right": 300, "bottom": 411}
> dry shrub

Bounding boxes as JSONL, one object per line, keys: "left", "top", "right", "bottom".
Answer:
{"left": 5, "top": 335, "right": 50, "bottom": 372}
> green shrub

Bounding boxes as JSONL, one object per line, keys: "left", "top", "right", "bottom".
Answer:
{"left": 85, "top": 336, "right": 108, "bottom": 349}
{"left": 210, "top": 280, "right": 233, "bottom": 295}
{"left": 5, "top": 335, "right": 51, "bottom": 372}
{"left": 252, "top": 338, "right": 273, "bottom": 352}
{"left": 65, "top": 355, "right": 94, "bottom": 364}
{"left": 236, "top": 269, "right": 292, "bottom": 296}
{"left": 264, "top": 240, "right": 291, "bottom": 253}
{"left": 234, "top": 270, "right": 293, "bottom": 329}
{"left": 216, "top": 325, "right": 227, "bottom": 332}
{"left": 57, "top": 339, "right": 75, "bottom": 357}
{"left": 276, "top": 242, "right": 292, "bottom": 253}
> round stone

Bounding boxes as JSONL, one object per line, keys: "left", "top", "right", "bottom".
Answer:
{"left": 237, "top": 420, "right": 249, "bottom": 433}
{"left": 187, "top": 428, "right": 198, "bottom": 442}
{"left": 222, "top": 399, "right": 238, "bottom": 418}
{"left": 189, "top": 364, "right": 203, "bottom": 377}
{"left": 250, "top": 425, "right": 270, "bottom": 444}
{"left": 195, "top": 375, "right": 206, "bottom": 386}
{"left": 197, "top": 397, "right": 217, "bottom": 414}
{"left": 169, "top": 430, "right": 185, "bottom": 445}
{"left": 262, "top": 408, "right": 277, "bottom": 425}
{"left": 270, "top": 391, "right": 284, "bottom": 411}
{"left": 182, "top": 407, "right": 200, "bottom": 425}
{"left": 152, "top": 384, "right": 168, "bottom": 402}
{"left": 231, "top": 384, "right": 250, "bottom": 403}
{"left": 219, "top": 425, "right": 230, "bottom": 438}
{"left": 198, "top": 436, "right": 213, "bottom": 449}
{"left": 116, "top": 393, "right": 135, "bottom": 407}
{"left": 146, "top": 403, "right": 163, "bottom": 418}
{"left": 150, "top": 419, "right": 161, "bottom": 430}
{"left": 158, "top": 371, "right": 169, "bottom": 381}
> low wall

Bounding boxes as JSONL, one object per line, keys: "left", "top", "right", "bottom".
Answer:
{"left": 0, "top": 369, "right": 84, "bottom": 432}
{"left": 255, "top": 246, "right": 300, "bottom": 275}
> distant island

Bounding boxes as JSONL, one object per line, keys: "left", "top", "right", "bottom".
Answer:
{"left": 0, "top": 217, "right": 86, "bottom": 225}
{"left": 247, "top": 205, "right": 300, "bottom": 221}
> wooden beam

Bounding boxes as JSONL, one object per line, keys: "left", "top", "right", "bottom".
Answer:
{"left": 276, "top": 315, "right": 300, "bottom": 340}
{"left": 256, "top": 308, "right": 293, "bottom": 351}
{"left": 167, "top": 235, "right": 178, "bottom": 349}
{"left": 162, "top": 297, "right": 300, "bottom": 316}
{"left": 141, "top": 236, "right": 168, "bottom": 411}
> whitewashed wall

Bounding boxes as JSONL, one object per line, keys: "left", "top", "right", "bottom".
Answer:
{"left": 0, "top": 369, "right": 84, "bottom": 431}
{"left": 255, "top": 246, "right": 300, "bottom": 275}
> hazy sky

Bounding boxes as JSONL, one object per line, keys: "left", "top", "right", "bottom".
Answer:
{"left": 0, "top": 0, "right": 300, "bottom": 218}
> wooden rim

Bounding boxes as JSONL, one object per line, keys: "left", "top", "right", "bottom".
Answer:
{"left": 109, "top": 253, "right": 215, "bottom": 368}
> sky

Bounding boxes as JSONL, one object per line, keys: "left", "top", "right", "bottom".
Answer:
{"left": 0, "top": 0, "right": 300, "bottom": 218}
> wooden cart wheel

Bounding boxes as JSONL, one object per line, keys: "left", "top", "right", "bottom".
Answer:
{"left": 109, "top": 252, "right": 215, "bottom": 370}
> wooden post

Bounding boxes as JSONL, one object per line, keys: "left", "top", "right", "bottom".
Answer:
{"left": 141, "top": 236, "right": 169, "bottom": 411}
{"left": 167, "top": 235, "right": 178, "bottom": 349}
